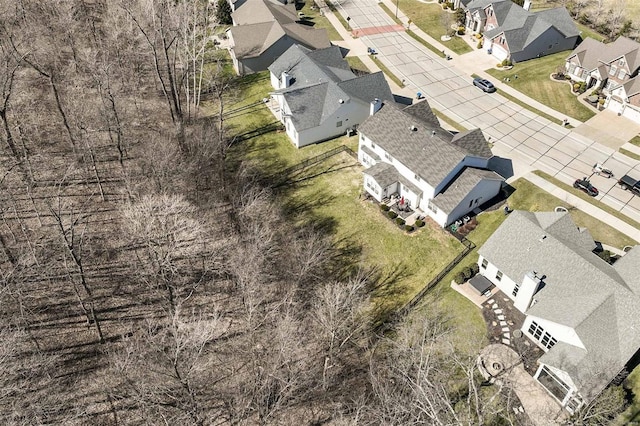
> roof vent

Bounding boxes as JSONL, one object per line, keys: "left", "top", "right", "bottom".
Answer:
{"left": 431, "top": 130, "right": 436, "bottom": 136}
{"left": 409, "top": 125, "right": 417, "bottom": 131}
{"left": 539, "top": 235, "right": 547, "bottom": 242}
{"left": 338, "top": 99, "right": 344, "bottom": 104}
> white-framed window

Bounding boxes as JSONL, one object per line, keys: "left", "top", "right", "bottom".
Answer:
{"left": 528, "top": 321, "right": 557, "bottom": 349}
{"left": 360, "top": 133, "right": 365, "bottom": 142}
{"left": 336, "top": 121, "right": 343, "bottom": 127}
{"left": 414, "top": 174, "right": 421, "bottom": 182}
{"left": 495, "top": 271, "right": 503, "bottom": 281}
{"left": 384, "top": 151, "right": 393, "bottom": 162}
{"left": 481, "top": 258, "right": 488, "bottom": 269}
{"left": 581, "top": 69, "right": 588, "bottom": 79}
{"left": 618, "top": 69, "right": 626, "bottom": 79}
{"left": 619, "top": 58, "right": 625, "bottom": 66}
{"left": 609, "top": 65, "right": 617, "bottom": 76}
{"left": 371, "top": 142, "right": 376, "bottom": 149}
{"left": 427, "top": 199, "right": 438, "bottom": 213}
{"left": 512, "top": 281, "right": 520, "bottom": 297}
{"left": 568, "top": 63, "right": 576, "bottom": 74}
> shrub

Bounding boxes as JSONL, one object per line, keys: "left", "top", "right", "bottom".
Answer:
{"left": 404, "top": 225, "right": 414, "bottom": 232}
{"left": 579, "top": 82, "right": 587, "bottom": 93}
{"left": 415, "top": 219, "right": 425, "bottom": 227}
{"left": 454, "top": 272, "right": 466, "bottom": 284}
{"left": 477, "top": 40, "right": 483, "bottom": 49}
{"left": 471, "top": 263, "right": 480, "bottom": 276}
{"left": 442, "top": 3, "right": 449, "bottom": 9}
{"left": 380, "top": 204, "right": 390, "bottom": 211}
{"left": 388, "top": 211, "right": 398, "bottom": 219}
{"left": 500, "top": 59, "right": 512, "bottom": 67}
{"left": 457, "top": 27, "right": 465, "bottom": 35}
{"left": 598, "top": 98, "right": 605, "bottom": 105}
{"left": 447, "top": 2, "right": 454, "bottom": 9}
{"left": 462, "top": 266, "right": 473, "bottom": 280}
{"left": 395, "top": 217, "right": 405, "bottom": 226}
{"left": 573, "top": 82, "right": 581, "bottom": 92}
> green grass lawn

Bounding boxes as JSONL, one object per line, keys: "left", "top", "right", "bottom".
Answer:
{"left": 485, "top": 51, "right": 596, "bottom": 122}
{"left": 299, "top": 1, "right": 343, "bottom": 41}
{"left": 630, "top": 136, "right": 640, "bottom": 147}
{"left": 346, "top": 56, "right": 369, "bottom": 73}
{"left": 534, "top": 171, "right": 640, "bottom": 245}
{"left": 406, "top": 30, "right": 447, "bottom": 58}
{"left": 371, "top": 56, "right": 405, "bottom": 87}
{"left": 222, "top": 72, "right": 461, "bottom": 321}
{"left": 618, "top": 365, "right": 640, "bottom": 425}
{"left": 399, "top": 1, "right": 472, "bottom": 55}
{"left": 621, "top": 148, "right": 640, "bottom": 161}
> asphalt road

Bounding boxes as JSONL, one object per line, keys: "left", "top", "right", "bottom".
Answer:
{"left": 334, "top": 0, "right": 640, "bottom": 223}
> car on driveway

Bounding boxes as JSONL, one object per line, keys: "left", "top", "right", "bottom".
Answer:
{"left": 473, "top": 77, "right": 496, "bottom": 93}
{"left": 573, "top": 177, "right": 599, "bottom": 196}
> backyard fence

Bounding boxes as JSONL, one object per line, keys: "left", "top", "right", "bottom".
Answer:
{"left": 378, "top": 232, "right": 476, "bottom": 333}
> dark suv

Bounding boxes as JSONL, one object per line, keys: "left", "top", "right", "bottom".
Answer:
{"left": 473, "top": 77, "right": 496, "bottom": 93}
{"left": 573, "top": 177, "right": 599, "bottom": 196}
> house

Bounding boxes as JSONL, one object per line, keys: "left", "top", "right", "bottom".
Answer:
{"left": 462, "top": 0, "right": 579, "bottom": 62}
{"left": 268, "top": 44, "right": 393, "bottom": 148}
{"left": 477, "top": 210, "right": 640, "bottom": 413}
{"left": 357, "top": 99, "right": 505, "bottom": 227}
{"left": 228, "top": 0, "right": 330, "bottom": 75}
{"left": 565, "top": 36, "right": 640, "bottom": 123}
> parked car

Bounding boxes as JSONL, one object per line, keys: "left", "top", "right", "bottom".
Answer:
{"left": 573, "top": 177, "right": 599, "bottom": 196}
{"left": 592, "top": 163, "right": 614, "bottom": 178}
{"left": 618, "top": 174, "right": 640, "bottom": 195}
{"left": 473, "top": 77, "right": 496, "bottom": 93}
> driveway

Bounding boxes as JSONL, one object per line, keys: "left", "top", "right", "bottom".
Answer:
{"left": 573, "top": 110, "right": 640, "bottom": 150}
{"left": 332, "top": 0, "right": 640, "bottom": 223}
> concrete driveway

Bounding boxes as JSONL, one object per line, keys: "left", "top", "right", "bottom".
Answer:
{"left": 573, "top": 110, "right": 640, "bottom": 150}
{"left": 333, "top": 0, "right": 640, "bottom": 223}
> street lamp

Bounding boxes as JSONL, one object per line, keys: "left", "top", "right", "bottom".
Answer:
{"left": 395, "top": 0, "right": 399, "bottom": 18}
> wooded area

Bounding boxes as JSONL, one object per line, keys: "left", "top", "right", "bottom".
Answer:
{"left": 0, "top": 1, "right": 626, "bottom": 425}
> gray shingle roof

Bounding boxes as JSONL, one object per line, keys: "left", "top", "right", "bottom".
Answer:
{"left": 230, "top": 21, "right": 329, "bottom": 59}
{"left": 432, "top": 168, "right": 501, "bottom": 213}
{"left": 269, "top": 45, "right": 392, "bottom": 131}
{"left": 479, "top": 211, "right": 640, "bottom": 396}
{"left": 358, "top": 101, "right": 492, "bottom": 187}
{"left": 363, "top": 162, "right": 399, "bottom": 188}
{"left": 451, "top": 129, "right": 493, "bottom": 157}
{"left": 482, "top": 1, "right": 578, "bottom": 54}
{"left": 567, "top": 36, "right": 640, "bottom": 74}
{"left": 232, "top": 0, "right": 297, "bottom": 25}
{"left": 621, "top": 76, "right": 640, "bottom": 98}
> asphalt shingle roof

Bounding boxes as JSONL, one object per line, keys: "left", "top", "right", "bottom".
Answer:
{"left": 567, "top": 36, "right": 640, "bottom": 74}
{"left": 232, "top": 0, "right": 297, "bottom": 25}
{"left": 432, "top": 168, "right": 502, "bottom": 213}
{"left": 479, "top": 211, "right": 640, "bottom": 396}
{"left": 358, "top": 101, "right": 492, "bottom": 187}
{"left": 268, "top": 45, "right": 392, "bottom": 131}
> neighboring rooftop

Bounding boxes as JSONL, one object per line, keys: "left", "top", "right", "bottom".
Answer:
{"left": 433, "top": 168, "right": 502, "bottom": 213}
{"left": 567, "top": 36, "right": 640, "bottom": 73}
{"left": 269, "top": 45, "right": 392, "bottom": 131}
{"left": 232, "top": 0, "right": 297, "bottom": 26}
{"left": 479, "top": 211, "right": 640, "bottom": 397}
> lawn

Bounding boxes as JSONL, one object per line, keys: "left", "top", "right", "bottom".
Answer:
{"left": 534, "top": 171, "right": 640, "bottom": 246}
{"left": 621, "top": 147, "right": 640, "bottom": 161}
{"left": 617, "top": 365, "right": 640, "bottom": 425}
{"left": 398, "top": 1, "right": 472, "bottom": 55}
{"left": 299, "top": 1, "right": 343, "bottom": 41}
{"left": 485, "top": 51, "right": 596, "bottom": 122}
{"left": 346, "top": 56, "right": 369, "bottom": 73}
{"left": 631, "top": 136, "right": 640, "bottom": 147}
{"left": 222, "top": 72, "right": 462, "bottom": 320}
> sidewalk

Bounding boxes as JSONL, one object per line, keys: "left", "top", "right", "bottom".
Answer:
{"left": 522, "top": 172, "right": 640, "bottom": 242}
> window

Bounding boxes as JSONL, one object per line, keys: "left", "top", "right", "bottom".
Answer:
{"left": 336, "top": 121, "right": 343, "bottom": 127}
{"left": 581, "top": 69, "right": 588, "bottom": 79}
{"left": 609, "top": 65, "right": 617, "bottom": 76}
{"left": 481, "top": 259, "right": 488, "bottom": 269}
{"left": 512, "top": 281, "right": 520, "bottom": 297}
{"left": 528, "top": 321, "right": 557, "bottom": 349}
{"left": 360, "top": 134, "right": 365, "bottom": 142}
{"left": 414, "top": 174, "right": 421, "bottom": 182}
{"left": 371, "top": 142, "right": 376, "bottom": 149}
{"left": 619, "top": 58, "right": 625, "bottom": 66}
{"left": 495, "top": 271, "right": 503, "bottom": 281}
{"left": 384, "top": 151, "right": 393, "bottom": 162}
{"left": 469, "top": 199, "right": 473, "bottom": 208}
{"left": 548, "top": 44, "right": 552, "bottom": 49}
{"left": 618, "top": 69, "right": 626, "bottom": 79}
{"left": 568, "top": 63, "right": 576, "bottom": 74}
{"left": 427, "top": 199, "right": 438, "bottom": 213}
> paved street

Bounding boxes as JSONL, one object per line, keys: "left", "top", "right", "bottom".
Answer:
{"left": 331, "top": 0, "right": 640, "bottom": 223}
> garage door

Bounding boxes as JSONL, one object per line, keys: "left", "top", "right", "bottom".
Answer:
{"left": 607, "top": 98, "right": 623, "bottom": 114}
{"left": 490, "top": 44, "right": 508, "bottom": 61}
{"left": 623, "top": 105, "right": 640, "bottom": 124}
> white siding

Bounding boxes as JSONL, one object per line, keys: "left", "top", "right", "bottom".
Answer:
{"left": 478, "top": 258, "right": 519, "bottom": 299}
{"left": 522, "top": 315, "right": 585, "bottom": 350}
{"left": 444, "top": 178, "right": 502, "bottom": 226}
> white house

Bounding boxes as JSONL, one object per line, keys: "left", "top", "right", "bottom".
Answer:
{"left": 477, "top": 210, "right": 640, "bottom": 413}
{"left": 357, "top": 100, "right": 504, "bottom": 227}
{"left": 268, "top": 44, "right": 393, "bottom": 148}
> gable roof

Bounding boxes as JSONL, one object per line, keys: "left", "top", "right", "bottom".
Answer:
{"left": 230, "top": 21, "right": 330, "bottom": 59}
{"left": 232, "top": 0, "right": 297, "bottom": 25}
{"left": 479, "top": 211, "right": 640, "bottom": 396}
{"left": 567, "top": 36, "right": 640, "bottom": 74}
{"left": 432, "top": 168, "right": 502, "bottom": 213}
{"left": 268, "top": 45, "right": 392, "bottom": 131}
{"left": 482, "top": 1, "right": 578, "bottom": 54}
{"left": 358, "top": 100, "right": 493, "bottom": 187}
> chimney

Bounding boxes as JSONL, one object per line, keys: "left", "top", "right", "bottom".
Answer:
{"left": 523, "top": 0, "right": 532, "bottom": 10}
{"left": 514, "top": 271, "right": 545, "bottom": 312}
{"left": 281, "top": 71, "right": 292, "bottom": 88}
{"left": 370, "top": 98, "right": 381, "bottom": 116}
